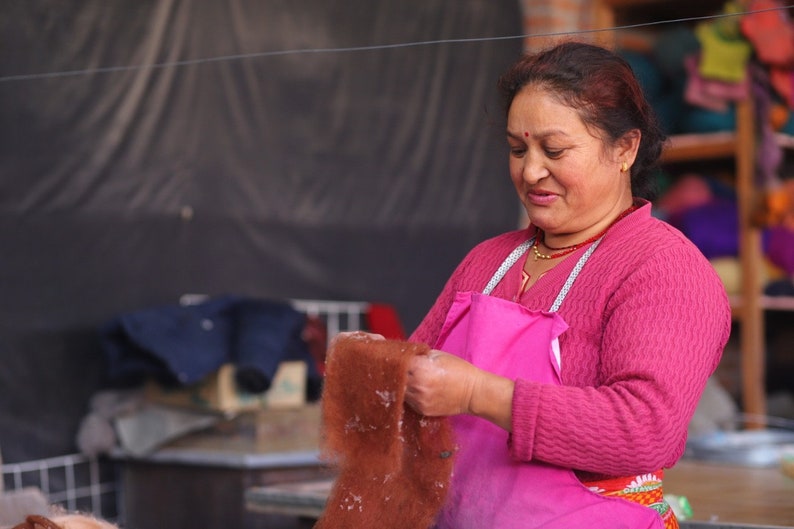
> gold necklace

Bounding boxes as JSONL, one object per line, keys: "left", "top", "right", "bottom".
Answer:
{"left": 531, "top": 205, "right": 638, "bottom": 261}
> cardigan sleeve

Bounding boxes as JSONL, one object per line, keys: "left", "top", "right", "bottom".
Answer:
{"left": 509, "top": 233, "right": 732, "bottom": 476}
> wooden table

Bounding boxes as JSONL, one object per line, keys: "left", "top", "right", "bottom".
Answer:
{"left": 115, "top": 401, "right": 794, "bottom": 528}
{"left": 246, "top": 459, "right": 794, "bottom": 528}
{"left": 664, "top": 460, "right": 794, "bottom": 528}
{"left": 115, "top": 404, "right": 331, "bottom": 529}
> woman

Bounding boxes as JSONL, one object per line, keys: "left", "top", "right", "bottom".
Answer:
{"left": 404, "top": 41, "right": 731, "bottom": 528}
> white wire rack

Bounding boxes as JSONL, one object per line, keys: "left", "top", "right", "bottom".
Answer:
{"left": 1, "top": 299, "right": 372, "bottom": 522}
{"left": 289, "top": 299, "right": 370, "bottom": 341}
{"left": 1, "top": 453, "right": 118, "bottom": 519}
{"left": 178, "top": 296, "right": 371, "bottom": 344}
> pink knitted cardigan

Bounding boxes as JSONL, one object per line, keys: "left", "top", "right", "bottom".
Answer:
{"left": 410, "top": 200, "right": 732, "bottom": 480}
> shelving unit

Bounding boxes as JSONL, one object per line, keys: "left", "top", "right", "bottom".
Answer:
{"left": 592, "top": 0, "right": 794, "bottom": 420}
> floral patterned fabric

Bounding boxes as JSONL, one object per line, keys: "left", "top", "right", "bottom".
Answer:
{"left": 582, "top": 470, "right": 679, "bottom": 529}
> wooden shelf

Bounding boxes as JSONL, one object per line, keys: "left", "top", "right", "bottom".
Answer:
{"left": 595, "top": 0, "right": 770, "bottom": 419}
{"left": 761, "top": 295, "right": 794, "bottom": 311}
{"left": 730, "top": 295, "right": 794, "bottom": 319}
{"left": 591, "top": 0, "right": 727, "bottom": 49}
{"left": 661, "top": 132, "right": 737, "bottom": 163}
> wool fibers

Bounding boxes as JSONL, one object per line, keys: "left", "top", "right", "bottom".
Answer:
{"left": 315, "top": 335, "right": 456, "bottom": 529}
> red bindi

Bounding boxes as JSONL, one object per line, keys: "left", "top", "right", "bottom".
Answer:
{"left": 524, "top": 132, "right": 529, "bottom": 137}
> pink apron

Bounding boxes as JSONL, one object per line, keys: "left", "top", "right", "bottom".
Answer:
{"left": 433, "top": 239, "right": 663, "bottom": 529}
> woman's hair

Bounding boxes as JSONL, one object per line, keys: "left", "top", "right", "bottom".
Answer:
{"left": 497, "top": 40, "right": 667, "bottom": 200}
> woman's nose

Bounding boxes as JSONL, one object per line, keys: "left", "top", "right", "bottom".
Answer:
{"left": 522, "top": 156, "right": 548, "bottom": 183}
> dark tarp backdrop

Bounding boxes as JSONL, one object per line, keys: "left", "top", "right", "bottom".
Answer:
{"left": 0, "top": 0, "right": 522, "bottom": 462}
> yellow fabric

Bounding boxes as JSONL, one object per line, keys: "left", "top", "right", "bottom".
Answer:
{"left": 696, "top": 21, "right": 752, "bottom": 83}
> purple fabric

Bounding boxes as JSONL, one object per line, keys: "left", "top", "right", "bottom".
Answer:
{"left": 752, "top": 64, "right": 784, "bottom": 188}
{"left": 767, "top": 225, "right": 794, "bottom": 275}
{"left": 676, "top": 200, "right": 738, "bottom": 259}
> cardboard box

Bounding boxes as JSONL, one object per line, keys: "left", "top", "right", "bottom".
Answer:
{"left": 145, "top": 361, "right": 307, "bottom": 415}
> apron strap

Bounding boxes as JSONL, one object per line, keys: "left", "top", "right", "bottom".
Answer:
{"left": 549, "top": 238, "right": 602, "bottom": 312}
{"left": 482, "top": 236, "right": 604, "bottom": 312}
{"left": 482, "top": 238, "right": 534, "bottom": 296}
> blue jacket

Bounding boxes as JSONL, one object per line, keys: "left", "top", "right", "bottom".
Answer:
{"left": 99, "top": 295, "right": 321, "bottom": 397}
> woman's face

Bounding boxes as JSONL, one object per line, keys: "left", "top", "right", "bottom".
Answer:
{"left": 506, "top": 85, "right": 636, "bottom": 242}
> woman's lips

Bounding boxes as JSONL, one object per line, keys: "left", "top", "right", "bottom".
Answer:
{"left": 527, "top": 190, "right": 557, "bottom": 206}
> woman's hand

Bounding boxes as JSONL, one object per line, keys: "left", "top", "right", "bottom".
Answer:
{"left": 405, "top": 350, "right": 482, "bottom": 416}
{"left": 405, "top": 350, "right": 515, "bottom": 431}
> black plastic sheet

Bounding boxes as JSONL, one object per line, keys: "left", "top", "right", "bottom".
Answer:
{"left": 0, "top": 0, "right": 521, "bottom": 461}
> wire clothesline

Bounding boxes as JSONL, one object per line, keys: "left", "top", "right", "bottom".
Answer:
{"left": 0, "top": 4, "right": 791, "bottom": 83}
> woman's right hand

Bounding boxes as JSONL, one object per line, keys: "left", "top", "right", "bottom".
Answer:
{"left": 404, "top": 350, "right": 481, "bottom": 417}
{"left": 405, "top": 349, "right": 515, "bottom": 431}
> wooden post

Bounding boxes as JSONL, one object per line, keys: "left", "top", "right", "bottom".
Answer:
{"left": 735, "top": 97, "right": 767, "bottom": 425}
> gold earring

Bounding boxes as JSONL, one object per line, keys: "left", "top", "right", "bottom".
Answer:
{"left": 621, "top": 161, "right": 628, "bottom": 173}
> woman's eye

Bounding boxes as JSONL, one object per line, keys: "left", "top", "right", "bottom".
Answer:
{"left": 509, "top": 145, "right": 526, "bottom": 157}
{"left": 544, "top": 148, "right": 563, "bottom": 158}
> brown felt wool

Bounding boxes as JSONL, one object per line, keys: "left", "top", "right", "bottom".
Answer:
{"left": 315, "top": 335, "right": 456, "bottom": 529}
